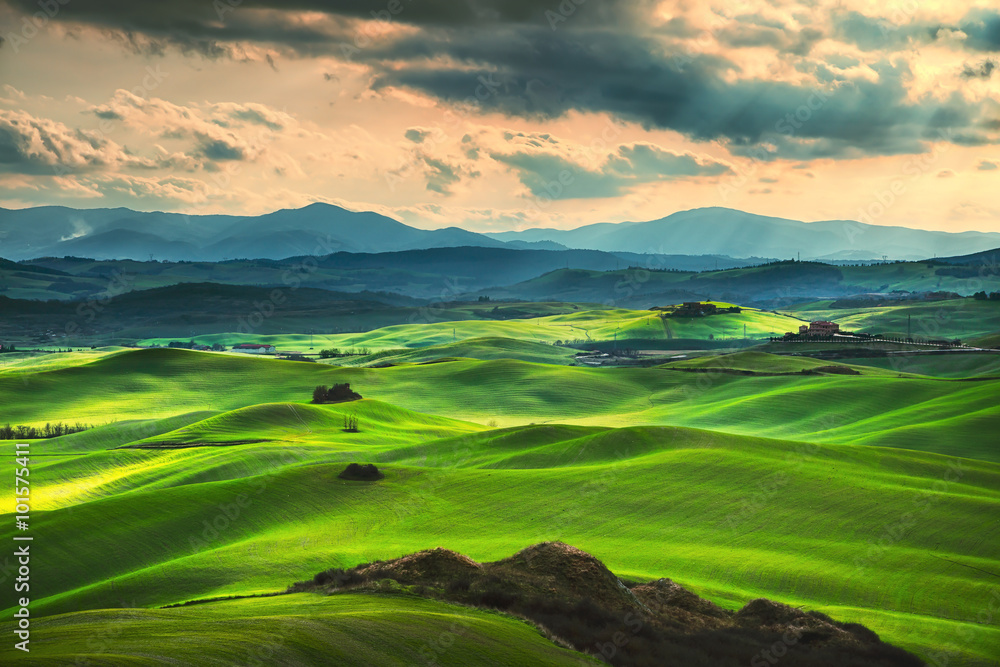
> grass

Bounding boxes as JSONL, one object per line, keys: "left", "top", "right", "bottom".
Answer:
{"left": 3, "top": 593, "right": 596, "bottom": 665}
{"left": 3, "top": 347, "right": 999, "bottom": 460}
{"left": 136, "top": 306, "right": 805, "bottom": 351}
{"left": 657, "top": 350, "right": 900, "bottom": 375}
{"left": 834, "top": 352, "right": 1000, "bottom": 378}
{"left": 2, "top": 344, "right": 997, "bottom": 665}
{"left": 2, "top": 420, "right": 998, "bottom": 665}
{"left": 0, "top": 347, "right": 128, "bottom": 374}
{"left": 781, "top": 298, "right": 1000, "bottom": 340}
{"left": 320, "top": 336, "right": 579, "bottom": 366}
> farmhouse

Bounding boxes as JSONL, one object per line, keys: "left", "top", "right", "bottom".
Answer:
{"left": 791, "top": 321, "right": 842, "bottom": 337}
{"left": 232, "top": 343, "right": 276, "bottom": 354}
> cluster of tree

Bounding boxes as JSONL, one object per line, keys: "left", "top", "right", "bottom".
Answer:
{"left": 1, "top": 422, "right": 91, "bottom": 439}
{"left": 318, "top": 348, "right": 372, "bottom": 358}
{"left": 554, "top": 338, "right": 590, "bottom": 347}
{"left": 312, "top": 383, "right": 362, "bottom": 404}
{"left": 972, "top": 291, "right": 1000, "bottom": 301}
{"left": 626, "top": 265, "right": 685, "bottom": 273}
{"left": 0, "top": 343, "right": 16, "bottom": 353}
{"left": 343, "top": 414, "right": 360, "bottom": 432}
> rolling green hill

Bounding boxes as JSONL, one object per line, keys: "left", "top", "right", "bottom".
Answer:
{"left": 833, "top": 353, "right": 1000, "bottom": 378}
{"left": 658, "top": 350, "right": 898, "bottom": 375}
{"left": 781, "top": 298, "right": 1000, "bottom": 340}
{"left": 8, "top": 593, "right": 596, "bottom": 666}
{"left": 2, "top": 415, "right": 998, "bottom": 665}
{"left": 138, "top": 306, "right": 805, "bottom": 352}
{"left": 2, "top": 345, "right": 997, "bottom": 665}
{"left": 4, "top": 347, "right": 997, "bottom": 460}
{"left": 322, "top": 336, "right": 579, "bottom": 366}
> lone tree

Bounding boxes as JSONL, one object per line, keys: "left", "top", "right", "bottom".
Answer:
{"left": 312, "top": 383, "right": 362, "bottom": 404}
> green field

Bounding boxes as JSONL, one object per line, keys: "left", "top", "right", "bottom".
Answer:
{"left": 781, "top": 298, "right": 1000, "bottom": 340}
{"left": 658, "top": 350, "right": 901, "bottom": 375}
{"left": 835, "top": 352, "right": 1000, "bottom": 378}
{"left": 137, "top": 305, "right": 804, "bottom": 351}
{"left": 14, "top": 593, "right": 595, "bottom": 666}
{"left": 2, "top": 338, "right": 998, "bottom": 665}
{"left": 4, "top": 347, "right": 998, "bottom": 460}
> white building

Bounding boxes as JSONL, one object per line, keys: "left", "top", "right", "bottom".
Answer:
{"left": 232, "top": 343, "right": 276, "bottom": 354}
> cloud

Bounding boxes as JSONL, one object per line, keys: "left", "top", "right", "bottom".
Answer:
{"left": 0, "top": 108, "right": 150, "bottom": 174}
{"left": 420, "top": 156, "right": 464, "bottom": 195}
{"left": 957, "top": 8, "right": 1000, "bottom": 52}
{"left": 961, "top": 59, "right": 997, "bottom": 79}
{"left": 977, "top": 160, "right": 999, "bottom": 170}
{"left": 7, "top": 1, "right": 998, "bottom": 162}
{"left": 367, "top": 29, "right": 997, "bottom": 160}
{"left": 404, "top": 128, "right": 430, "bottom": 143}
{"left": 87, "top": 91, "right": 287, "bottom": 164}
{"left": 489, "top": 135, "right": 731, "bottom": 200}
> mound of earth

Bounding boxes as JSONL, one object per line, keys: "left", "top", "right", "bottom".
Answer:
{"left": 337, "top": 463, "right": 383, "bottom": 481}
{"left": 352, "top": 547, "right": 481, "bottom": 583}
{"left": 291, "top": 542, "right": 922, "bottom": 667}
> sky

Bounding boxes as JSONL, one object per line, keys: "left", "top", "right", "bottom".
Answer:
{"left": 1, "top": 0, "right": 999, "bottom": 232}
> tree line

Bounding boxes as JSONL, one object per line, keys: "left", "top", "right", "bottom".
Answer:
{"left": 1, "top": 422, "right": 92, "bottom": 439}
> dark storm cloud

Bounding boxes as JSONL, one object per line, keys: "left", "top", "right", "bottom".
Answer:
{"left": 3, "top": 0, "right": 640, "bottom": 42}
{"left": 364, "top": 29, "right": 988, "bottom": 159}
{"left": 7, "top": 1, "right": 997, "bottom": 159}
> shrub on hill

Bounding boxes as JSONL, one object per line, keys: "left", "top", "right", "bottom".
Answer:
{"left": 337, "top": 463, "right": 382, "bottom": 481}
{"left": 311, "top": 383, "right": 362, "bottom": 404}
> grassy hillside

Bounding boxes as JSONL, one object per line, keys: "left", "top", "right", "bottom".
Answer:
{"left": 138, "top": 306, "right": 805, "bottom": 352}
{"left": 0, "top": 347, "right": 127, "bottom": 373}
{"left": 3, "top": 346, "right": 997, "bottom": 664}
{"left": 4, "top": 347, "right": 997, "bottom": 460}
{"left": 2, "top": 418, "right": 998, "bottom": 665}
{"left": 834, "top": 353, "right": 1000, "bottom": 378}
{"left": 782, "top": 298, "right": 1000, "bottom": 340}
{"left": 5, "top": 593, "right": 595, "bottom": 665}
{"left": 322, "top": 336, "right": 579, "bottom": 366}
{"left": 658, "top": 350, "right": 899, "bottom": 375}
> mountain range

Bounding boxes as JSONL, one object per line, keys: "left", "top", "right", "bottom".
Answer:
{"left": 1, "top": 203, "right": 999, "bottom": 263}
{"left": 487, "top": 208, "right": 1000, "bottom": 261}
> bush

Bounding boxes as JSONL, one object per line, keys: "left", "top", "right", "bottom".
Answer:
{"left": 311, "top": 383, "right": 362, "bottom": 404}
